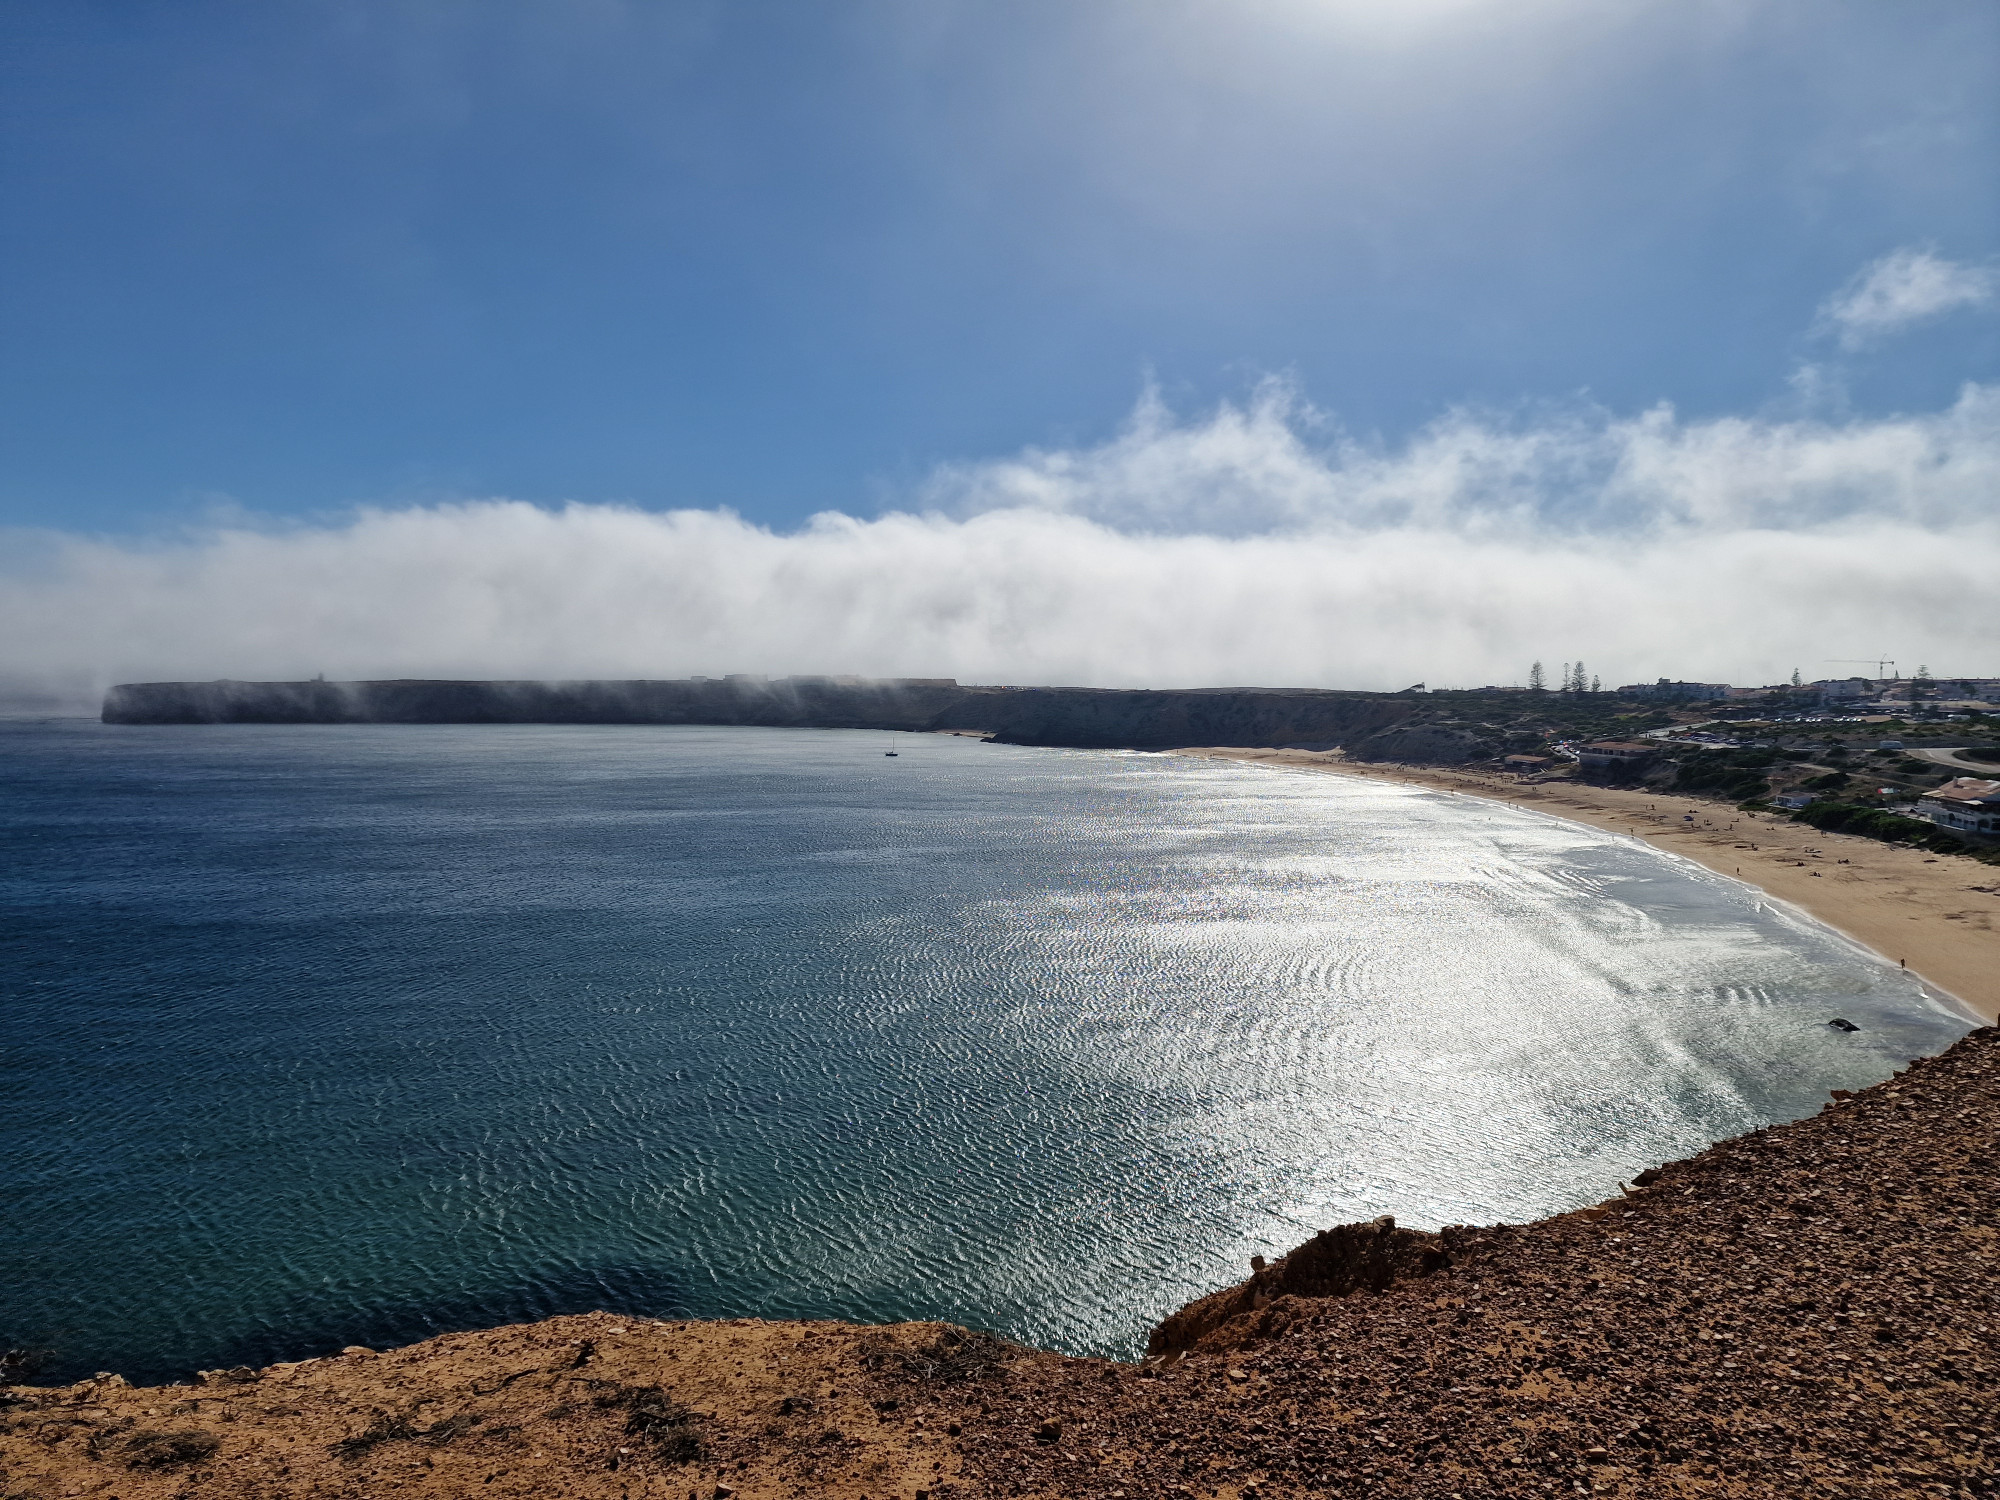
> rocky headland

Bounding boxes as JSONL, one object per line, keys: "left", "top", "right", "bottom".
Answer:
{"left": 99, "top": 678, "right": 1426, "bottom": 755}
{"left": 8, "top": 1030, "right": 1996, "bottom": 1499}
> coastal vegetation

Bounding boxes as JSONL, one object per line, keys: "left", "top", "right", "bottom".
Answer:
{"left": 1780, "top": 801, "right": 2000, "bottom": 865}
{"left": 1670, "top": 748, "right": 1778, "bottom": 801}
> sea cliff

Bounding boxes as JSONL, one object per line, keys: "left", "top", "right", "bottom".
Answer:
{"left": 7, "top": 1030, "right": 1996, "bottom": 1498}
{"left": 101, "top": 677, "right": 1422, "bottom": 754}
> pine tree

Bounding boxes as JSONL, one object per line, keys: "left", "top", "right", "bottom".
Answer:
{"left": 1791, "top": 668, "right": 1802, "bottom": 687}
{"left": 1590, "top": 674, "right": 1601, "bottom": 695}
{"left": 1529, "top": 661, "right": 1546, "bottom": 692}
{"left": 1560, "top": 662, "right": 1572, "bottom": 696}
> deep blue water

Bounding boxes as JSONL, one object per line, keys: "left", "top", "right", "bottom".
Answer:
{"left": 0, "top": 721, "right": 1970, "bottom": 1383}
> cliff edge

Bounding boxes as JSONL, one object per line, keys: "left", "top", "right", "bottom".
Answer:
{"left": 100, "top": 678, "right": 1424, "bottom": 755}
{"left": 7, "top": 1030, "right": 1996, "bottom": 1498}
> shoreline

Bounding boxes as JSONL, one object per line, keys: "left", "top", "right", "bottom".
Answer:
{"left": 1181, "top": 747, "right": 2000, "bottom": 1024}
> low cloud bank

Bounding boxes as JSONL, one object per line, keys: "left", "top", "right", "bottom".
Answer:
{"left": 5, "top": 384, "right": 1998, "bottom": 707}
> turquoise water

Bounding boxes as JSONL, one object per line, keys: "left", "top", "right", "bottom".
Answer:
{"left": 0, "top": 721, "right": 1968, "bottom": 1382}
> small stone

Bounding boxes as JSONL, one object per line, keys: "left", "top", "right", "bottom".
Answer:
{"left": 1227, "top": 1368, "right": 1249, "bottom": 1383}
{"left": 1035, "top": 1417, "right": 1062, "bottom": 1442}
{"left": 1250, "top": 1255, "right": 1267, "bottom": 1272}
{"left": 197, "top": 1366, "right": 260, "bottom": 1386}
{"left": 1583, "top": 1446, "right": 1610, "bottom": 1463}
{"left": 947, "top": 1421, "right": 962, "bottom": 1436}
{"left": 341, "top": 1346, "right": 375, "bottom": 1358}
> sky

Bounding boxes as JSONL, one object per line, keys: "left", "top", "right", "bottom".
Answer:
{"left": 2, "top": 0, "right": 1998, "bottom": 700}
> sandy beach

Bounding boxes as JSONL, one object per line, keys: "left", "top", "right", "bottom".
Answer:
{"left": 1184, "top": 747, "right": 2000, "bottom": 1024}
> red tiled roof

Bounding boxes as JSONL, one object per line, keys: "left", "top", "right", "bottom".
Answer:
{"left": 1922, "top": 777, "right": 2000, "bottom": 805}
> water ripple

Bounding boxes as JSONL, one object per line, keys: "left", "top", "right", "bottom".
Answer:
{"left": 0, "top": 721, "right": 1969, "bottom": 1382}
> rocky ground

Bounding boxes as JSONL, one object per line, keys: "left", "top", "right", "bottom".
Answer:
{"left": 7, "top": 1031, "right": 1997, "bottom": 1500}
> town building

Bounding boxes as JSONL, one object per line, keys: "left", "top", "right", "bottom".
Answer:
{"left": 1916, "top": 778, "right": 2000, "bottom": 837}
{"left": 1616, "top": 679, "right": 1730, "bottom": 702}
{"left": 1577, "top": 741, "right": 1657, "bottom": 770}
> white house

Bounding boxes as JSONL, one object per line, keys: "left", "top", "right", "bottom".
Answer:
{"left": 1916, "top": 778, "right": 2000, "bottom": 837}
{"left": 1616, "top": 679, "right": 1730, "bottom": 702}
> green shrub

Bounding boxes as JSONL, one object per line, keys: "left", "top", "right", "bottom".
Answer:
{"left": 1787, "top": 800, "right": 1994, "bottom": 860}
{"left": 126, "top": 1430, "right": 220, "bottom": 1469}
{"left": 1672, "top": 750, "right": 1771, "bottom": 801}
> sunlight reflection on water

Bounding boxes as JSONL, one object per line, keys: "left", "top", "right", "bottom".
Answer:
{"left": 0, "top": 723, "right": 1968, "bottom": 1380}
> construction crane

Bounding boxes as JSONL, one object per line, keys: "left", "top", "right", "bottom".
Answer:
{"left": 1825, "top": 658, "right": 1898, "bottom": 679}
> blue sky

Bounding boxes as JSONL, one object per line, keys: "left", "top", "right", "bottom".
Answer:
{"left": 3, "top": 2, "right": 1998, "bottom": 696}
{"left": 3, "top": 0, "right": 1994, "bottom": 533}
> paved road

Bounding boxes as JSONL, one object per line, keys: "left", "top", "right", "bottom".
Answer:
{"left": 1909, "top": 746, "right": 2000, "bottom": 773}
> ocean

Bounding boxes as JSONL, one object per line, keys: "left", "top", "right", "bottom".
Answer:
{"left": 0, "top": 720, "right": 1969, "bottom": 1383}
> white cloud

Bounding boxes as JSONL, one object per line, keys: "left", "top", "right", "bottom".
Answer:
{"left": 929, "top": 377, "right": 2000, "bottom": 537}
{"left": 5, "top": 384, "right": 2000, "bottom": 709}
{"left": 1817, "top": 247, "right": 1997, "bottom": 349}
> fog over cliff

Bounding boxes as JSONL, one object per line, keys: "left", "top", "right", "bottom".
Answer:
{"left": 5, "top": 379, "right": 1998, "bottom": 708}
